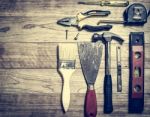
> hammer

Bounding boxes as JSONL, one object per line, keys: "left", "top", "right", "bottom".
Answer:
{"left": 92, "top": 32, "right": 124, "bottom": 113}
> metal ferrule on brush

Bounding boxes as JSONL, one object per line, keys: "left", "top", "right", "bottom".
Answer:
{"left": 59, "top": 60, "right": 76, "bottom": 69}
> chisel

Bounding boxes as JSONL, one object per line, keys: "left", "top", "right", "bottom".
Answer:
{"left": 116, "top": 46, "right": 122, "bottom": 92}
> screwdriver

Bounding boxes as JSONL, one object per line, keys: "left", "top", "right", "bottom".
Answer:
{"left": 78, "top": 0, "right": 129, "bottom": 7}
{"left": 116, "top": 46, "right": 122, "bottom": 92}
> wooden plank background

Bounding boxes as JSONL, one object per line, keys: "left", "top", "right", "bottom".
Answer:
{"left": 0, "top": 0, "right": 150, "bottom": 116}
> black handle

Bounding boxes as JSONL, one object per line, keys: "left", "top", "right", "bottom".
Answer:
{"left": 104, "top": 75, "right": 113, "bottom": 114}
{"left": 83, "top": 10, "right": 111, "bottom": 16}
{"left": 81, "top": 25, "right": 112, "bottom": 32}
{"left": 148, "top": 10, "right": 150, "bottom": 17}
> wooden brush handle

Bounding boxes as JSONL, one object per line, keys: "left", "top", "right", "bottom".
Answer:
{"left": 61, "top": 69, "right": 75, "bottom": 112}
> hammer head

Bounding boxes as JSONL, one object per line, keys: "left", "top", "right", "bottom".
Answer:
{"left": 92, "top": 32, "right": 124, "bottom": 44}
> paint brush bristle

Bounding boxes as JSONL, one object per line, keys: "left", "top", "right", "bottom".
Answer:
{"left": 59, "top": 43, "right": 77, "bottom": 61}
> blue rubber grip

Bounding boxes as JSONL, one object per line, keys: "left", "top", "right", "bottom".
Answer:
{"left": 81, "top": 25, "right": 112, "bottom": 32}
{"left": 104, "top": 75, "right": 113, "bottom": 114}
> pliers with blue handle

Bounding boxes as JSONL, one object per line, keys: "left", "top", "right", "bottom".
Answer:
{"left": 57, "top": 10, "right": 112, "bottom": 32}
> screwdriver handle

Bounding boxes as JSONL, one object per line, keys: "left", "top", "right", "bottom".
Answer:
{"left": 101, "top": 0, "right": 129, "bottom": 7}
{"left": 78, "top": 0, "right": 129, "bottom": 7}
{"left": 117, "top": 65, "right": 122, "bottom": 92}
{"left": 104, "top": 75, "right": 113, "bottom": 113}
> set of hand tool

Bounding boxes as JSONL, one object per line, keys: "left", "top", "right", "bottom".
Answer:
{"left": 57, "top": 1, "right": 148, "bottom": 116}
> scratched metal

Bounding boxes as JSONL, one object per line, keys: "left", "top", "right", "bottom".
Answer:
{"left": 78, "top": 42, "right": 103, "bottom": 85}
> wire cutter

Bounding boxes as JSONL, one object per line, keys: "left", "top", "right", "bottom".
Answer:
{"left": 57, "top": 10, "right": 112, "bottom": 32}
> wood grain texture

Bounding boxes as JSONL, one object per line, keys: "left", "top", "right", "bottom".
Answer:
{"left": 0, "top": 0, "right": 149, "bottom": 17}
{"left": 0, "top": 43, "right": 149, "bottom": 69}
{"left": 0, "top": 69, "right": 150, "bottom": 94}
{"left": 0, "top": 0, "right": 150, "bottom": 116}
{"left": 0, "top": 16, "right": 149, "bottom": 43}
{"left": 0, "top": 1, "right": 149, "bottom": 43}
{"left": 0, "top": 93, "right": 150, "bottom": 117}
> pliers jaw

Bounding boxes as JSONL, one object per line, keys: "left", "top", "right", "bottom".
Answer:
{"left": 57, "top": 17, "right": 77, "bottom": 26}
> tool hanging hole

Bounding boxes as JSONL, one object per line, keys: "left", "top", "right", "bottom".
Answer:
{"left": 134, "top": 85, "right": 141, "bottom": 92}
{"left": 134, "top": 67, "right": 141, "bottom": 77}
{"left": 135, "top": 39, "right": 140, "bottom": 43}
{"left": 135, "top": 52, "right": 141, "bottom": 59}
{"left": 90, "top": 113, "right": 94, "bottom": 117}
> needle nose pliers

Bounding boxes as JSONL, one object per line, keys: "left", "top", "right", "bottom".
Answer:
{"left": 57, "top": 10, "right": 112, "bottom": 32}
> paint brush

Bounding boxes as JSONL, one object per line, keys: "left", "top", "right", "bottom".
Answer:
{"left": 58, "top": 43, "right": 77, "bottom": 112}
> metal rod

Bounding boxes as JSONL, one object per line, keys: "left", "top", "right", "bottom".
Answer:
{"left": 97, "top": 20, "right": 124, "bottom": 25}
{"left": 105, "top": 42, "right": 111, "bottom": 75}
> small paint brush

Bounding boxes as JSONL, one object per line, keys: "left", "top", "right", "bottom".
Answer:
{"left": 58, "top": 43, "right": 77, "bottom": 112}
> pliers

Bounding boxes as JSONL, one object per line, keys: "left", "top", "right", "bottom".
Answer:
{"left": 57, "top": 10, "right": 112, "bottom": 32}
